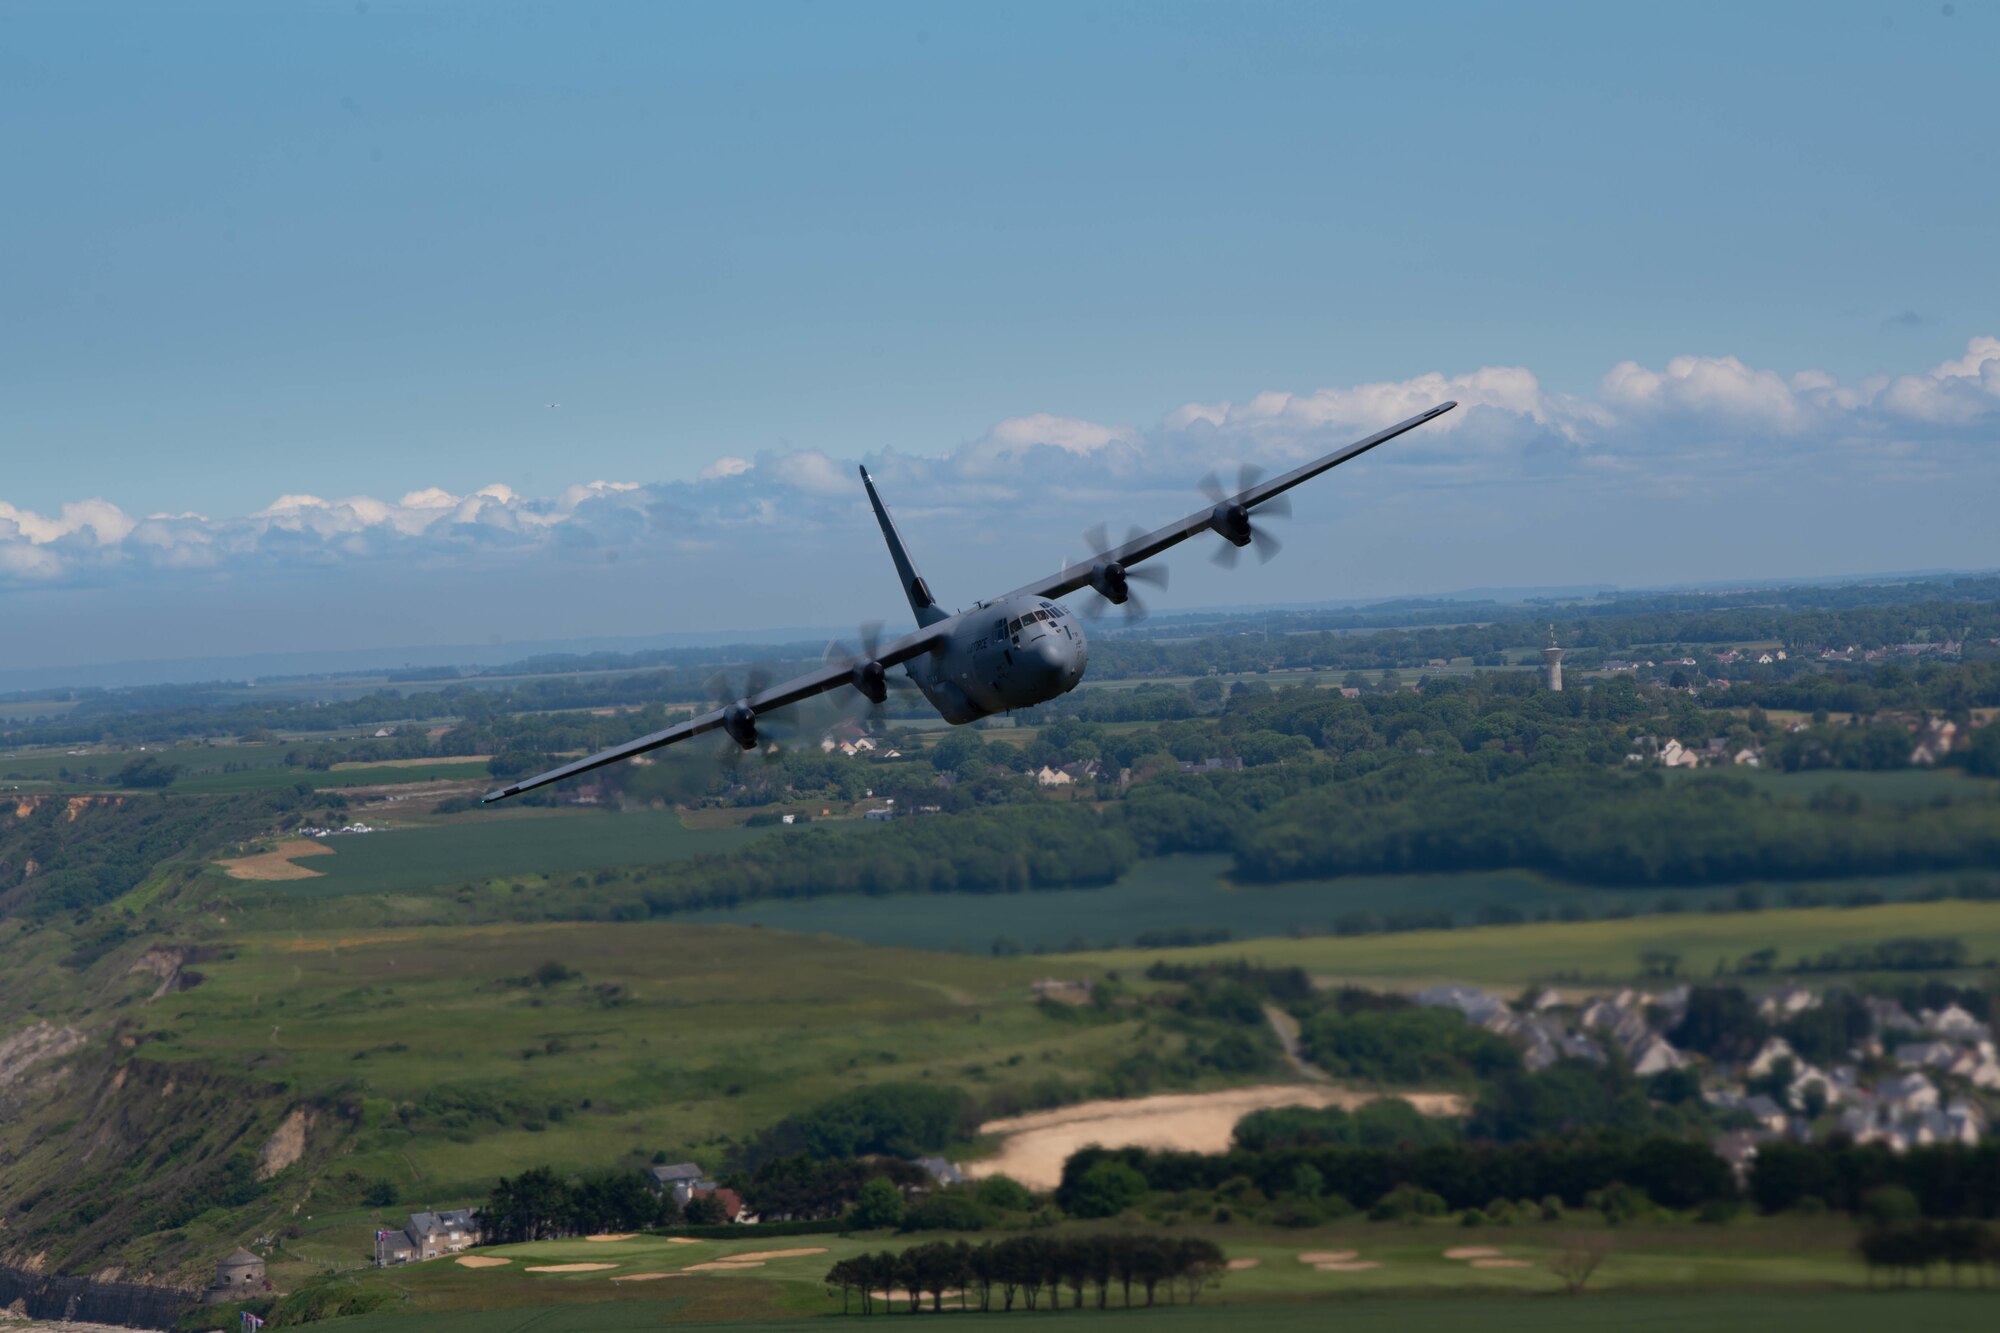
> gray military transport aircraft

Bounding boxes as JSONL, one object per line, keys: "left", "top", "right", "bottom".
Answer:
{"left": 484, "top": 400, "right": 1457, "bottom": 803}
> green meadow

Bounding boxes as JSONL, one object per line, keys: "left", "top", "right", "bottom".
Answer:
{"left": 1074, "top": 900, "right": 2000, "bottom": 987}
{"left": 673, "top": 852, "right": 1992, "bottom": 954}
{"left": 136, "top": 921, "right": 1127, "bottom": 1196}
{"left": 277, "top": 1225, "right": 1988, "bottom": 1333}
{"left": 259, "top": 811, "right": 769, "bottom": 896}
{"left": 309, "top": 1293, "right": 2000, "bottom": 1333}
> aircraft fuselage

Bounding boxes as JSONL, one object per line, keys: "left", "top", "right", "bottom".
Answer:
{"left": 904, "top": 592, "right": 1088, "bottom": 723}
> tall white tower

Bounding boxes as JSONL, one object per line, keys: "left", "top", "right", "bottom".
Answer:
{"left": 1541, "top": 624, "right": 1564, "bottom": 692}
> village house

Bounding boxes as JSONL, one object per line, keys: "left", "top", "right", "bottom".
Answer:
{"left": 649, "top": 1162, "right": 706, "bottom": 1195}
{"left": 1757, "top": 983, "right": 1819, "bottom": 1021}
{"left": 914, "top": 1156, "right": 966, "bottom": 1188}
{"left": 1658, "top": 738, "right": 1699, "bottom": 768}
{"left": 376, "top": 1208, "right": 482, "bottom": 1265}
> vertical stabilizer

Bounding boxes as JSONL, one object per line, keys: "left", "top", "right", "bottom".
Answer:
{"left": 860, "top": 467, "right": 948, "bottom": 628}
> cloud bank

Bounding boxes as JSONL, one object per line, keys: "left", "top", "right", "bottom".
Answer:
{"left": 4, "top": 337, "right": 1996, "bottom": 589}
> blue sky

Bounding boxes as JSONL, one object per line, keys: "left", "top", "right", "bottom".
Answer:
{"left": 2, "top": 1, "right": 1996, "bottom": 670}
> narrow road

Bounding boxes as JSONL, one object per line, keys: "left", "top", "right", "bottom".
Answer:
{"left": 1263, "top": 1003, "right": 1331, "bottom": 1083}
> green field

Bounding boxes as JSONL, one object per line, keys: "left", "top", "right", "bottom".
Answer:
{"left": 675, "top": 853, "right": 1992, "bottom": 954}
{"left": 256, "top": 811, "right": 769, "bottom": 896}
{"left": 1074, "top": 900, "right": 2000, "bottom": 987}
{"left": 0, "top": 744, "right": 496, "bottom": 794}
{"left": 281, "top": 1226, "right": 1990, "bottom": 1333}
{"left": 309, "top": 1292, "right": 2000, "bottom": 1333}
{"left": 133, "top": 919, "right": 1126, "bottom": 1196}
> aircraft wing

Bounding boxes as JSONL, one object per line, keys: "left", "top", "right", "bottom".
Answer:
{"left": 481, "top": 628, "right": 945, "bottom": 803}
{"left": 1000, "top": 400, "right": 1457, "bottom": 604}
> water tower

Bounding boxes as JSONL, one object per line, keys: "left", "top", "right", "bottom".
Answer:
{"left": 1541, "top": 624, "right": 1564, "bottom": 692}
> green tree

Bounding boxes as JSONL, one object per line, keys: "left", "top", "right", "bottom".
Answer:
{"left": 1066, "top": 1160, "right": 1146, "bottom": 1219}
{"left": 849, "top": 1175, "right": 905, "bottom": 1230}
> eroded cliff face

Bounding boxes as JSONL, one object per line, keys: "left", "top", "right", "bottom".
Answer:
{"left": 0, "top": 1022, "right": 86, "bottom": 1092}
{"left": 0, "top": 1026, "right": 345, "bottom": 1282}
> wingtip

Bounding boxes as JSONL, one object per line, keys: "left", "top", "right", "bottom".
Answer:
{"left": 481, "top": 789, "right": 512, "bottom": 805}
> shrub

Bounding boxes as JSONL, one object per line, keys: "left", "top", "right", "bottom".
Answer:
{"left": 1369, "top": 1184, "right": 1447, "bottom": 1222}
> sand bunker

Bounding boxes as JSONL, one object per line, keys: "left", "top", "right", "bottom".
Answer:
{"left": 1226, "top": 1258, "right": 1261, "bottom": 1271}
{"left": 454, "top": 1256, "right": 510, "bottom": 1269}
{"left": 219, "top": 839, "right": 332, "bottom": 881}
{"left": 1472, "top": 1259, "right": 1533, "bottom": 1269}
{"left": 682, "top": 1261, "right": 766, "bottom": 1272}
{"left": 525, "top": 1263, "right": 617, "bottom": 1273}
{"left": 585, "top": 1234, "right": 637, "bottom": 1242}
{"left": 724, "top": 1248, "right": 827, "bottom": 1261}
{"left": 1445, "top": 1247, "right": 1501, "bottom": 1260}
{"left": 1315, "top": 1261, "right": 1382, "bottom": 1272}
{"left": 609, "top": 1273, "right": 680, "bottom": 1282}
{"left": 666, "top": 1237, "right": 703, "bottom": 1245}
{"left": 966, "top": 1085, "right": 1464, "bottom": 1190}
{"left": 1298, "top": 1251, "right": 1357, "bottom": 1264}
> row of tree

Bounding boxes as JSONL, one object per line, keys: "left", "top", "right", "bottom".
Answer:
{"left": 1858, "top": 1222, "right": 2000, "bottom": 1285}
{"left": 480, "top": 1167, "right": 681, "bottom": 1242}
{"left": 823, "top": 1235, "right": 1226, "bottom": 1315}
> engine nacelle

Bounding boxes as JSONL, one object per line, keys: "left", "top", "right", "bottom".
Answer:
{"left": 722, "top": 702, "right": 758, "bottom": 750}
{"left": 1088, "top": 560, "right": 1131, "bottom": 605}
{"left": 1210, "top": 502, "right": 1253, "bottom": 547}
{"left": 850, "top": 660, "right": 889, "bottom": 705}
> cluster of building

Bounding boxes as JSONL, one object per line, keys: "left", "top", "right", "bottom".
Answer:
{"left": 1626, "top": 735, "right": 1764, "bottom": 769}
{"left": 294, "top": 822, "right": 379, "bottom": 837}
{"left": 1817, "top": 641, "right": 1964, "bottom": 662}
{"left": 373, "top": 1207, "right": 484, "bottom": 1265}
{"left": 818, "top": 729, "right": 903, "bottom": 760}
{"left": 363, "top": 1156, "right": 971, "bottom": 1267}
{"left": 1413, "top": 980, "right": 1997, "bottom": 1170}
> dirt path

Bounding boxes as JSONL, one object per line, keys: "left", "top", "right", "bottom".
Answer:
{"left": 1262, "top": 1004, "right": 1329, "bottom": 1083}
{"left": 965, "top": 1084, "right": 1464, "bottom": 1190}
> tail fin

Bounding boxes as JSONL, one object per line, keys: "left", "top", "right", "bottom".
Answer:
{"left": 860, "top": 466, "right": 948, "bottom": 628}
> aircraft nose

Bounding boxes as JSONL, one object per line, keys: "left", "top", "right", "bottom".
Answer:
{"left": 1027, "top": 636, "right": 1068, "bottom": 688}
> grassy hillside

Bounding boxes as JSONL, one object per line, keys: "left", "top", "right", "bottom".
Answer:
{"left": 0, "top": 915, "right": 1258, "bottom": 1276}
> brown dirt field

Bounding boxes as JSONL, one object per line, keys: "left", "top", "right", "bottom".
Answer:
{"left": 331, "top": 755, "right": 492, "bottom": 770}
{"left": 725, "top": 1248, "right": 827, "bottom": 1261}
{"left": 584, "top": 1233, "right": 637, "bottom": 1242}
{"left": 454, "top": 1256, "right": 510, "bottom": 1269}
{"left": 1298, "top": 1251, "right": 1358, "bottom": 1263}
{"left": 524, "top": 1263, "right": 617, "bottom": 1273}
{"left": 1472, "top": 1259, "right": 1533, "bottom": 1269}
{"left": 1226, "top": 1258, "right": 1261, "bottom": 1271}
{"left": 682, "top": 1261, "right": 765, "bottom": 1272}
{"left": 1444, "top": 1247, "right": 1501, "bottom": 1260}
{"left": 218, "top": 839, "right": 333, "bottom": 881}
{"left": 965, "top": 1085, "right": 1465, "bottom": 1190}
{"left": 1316, "top": 1261, "right": 1382, "bottom": 1272}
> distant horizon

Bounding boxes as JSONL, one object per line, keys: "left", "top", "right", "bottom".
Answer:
{"left": 5, "top": 563, "right": 1991, "bottom": 697}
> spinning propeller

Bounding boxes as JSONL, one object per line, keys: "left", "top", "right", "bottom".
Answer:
{"left": 1199, "top": 463, "right": 1291, "bottom": 567}
{"left": 704, "top": 665, "right": 789, "bottom": 762}
{"left": 1080, "top": 523, "right": 1169, "bottom": 623}
{"left": 823, "top": 621, "right": 907, "bottom": 724}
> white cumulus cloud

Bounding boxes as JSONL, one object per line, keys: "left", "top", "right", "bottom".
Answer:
{"left": 4, "top": 337, "right": 1996, "bottom": 589}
